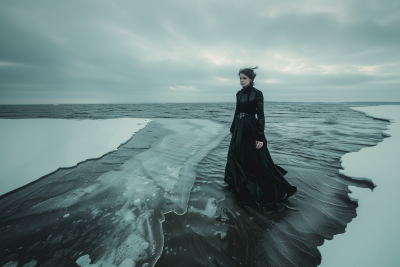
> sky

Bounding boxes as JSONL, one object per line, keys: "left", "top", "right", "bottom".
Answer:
{"left": 0, "top": 0, "right": 399, "bottom": 104}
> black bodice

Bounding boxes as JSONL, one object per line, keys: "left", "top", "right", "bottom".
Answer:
{"left": 230, "top": 85, "right": 265, "bottom": 141}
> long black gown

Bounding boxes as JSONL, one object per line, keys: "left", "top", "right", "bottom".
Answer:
{"left": 224, "top": 85, "right": 297, "bottom": 207}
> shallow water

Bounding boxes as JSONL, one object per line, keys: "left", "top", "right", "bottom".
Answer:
{"left": 0, "top": 102, "right": 395, "bottom": 266}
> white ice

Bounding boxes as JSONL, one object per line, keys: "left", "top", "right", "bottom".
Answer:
{"left": 0, "top": 118, "right": 150, "bottom": 196}
{"left": 6, "top": 118, "right": 225, "bottom": 266}
{"left": 189, "top": 198, "right": 217, "bottom": 218}
{"left": 319, "top": 105, "right": 400, "bottom": 267}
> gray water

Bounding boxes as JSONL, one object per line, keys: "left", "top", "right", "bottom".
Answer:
{"left": 0, "top": 102, "right": 395, "bottom": 267}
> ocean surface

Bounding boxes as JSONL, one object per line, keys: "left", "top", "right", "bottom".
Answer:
{"left": 0, "top": 102, "right": 397, "bottom": 267}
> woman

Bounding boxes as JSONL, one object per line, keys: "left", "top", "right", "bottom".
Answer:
{"left": 224, "top": 66, "right": 297, "bottom": 209}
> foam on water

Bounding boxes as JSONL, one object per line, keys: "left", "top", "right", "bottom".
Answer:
{"left": 319, "top": 105, "right": 400, "bottom": 267}
{"left": 0, "top": 118, "right": 150, "bottom": 196}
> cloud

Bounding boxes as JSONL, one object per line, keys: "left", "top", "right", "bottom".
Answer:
{"left": 169, "top": 86, "right": 196, "bottom": 90}
{"left": 0, "top": 0, "right": 399, "bottom": 103}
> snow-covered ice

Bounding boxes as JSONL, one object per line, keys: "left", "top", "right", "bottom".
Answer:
{"left": 0, "top": 118, "right": 150, "bottom": 196}
{"left": 319, "top": 105, "right": 400, "bottom": 267}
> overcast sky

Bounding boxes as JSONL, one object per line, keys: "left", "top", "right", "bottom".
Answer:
{"left": 1, "top": 0, "right": 399, "bottom": 104}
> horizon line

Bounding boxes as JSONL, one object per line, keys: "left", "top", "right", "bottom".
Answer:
{"left": 1, "top": 101, "right": 400, "bottom": 106}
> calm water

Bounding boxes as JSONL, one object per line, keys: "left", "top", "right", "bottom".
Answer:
{"left": 0, "top": 102, "right": 396, "bottom": 267}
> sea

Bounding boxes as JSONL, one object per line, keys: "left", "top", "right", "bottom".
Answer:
{"left": 0, "top": 102, "right": 396, "bottom": 267}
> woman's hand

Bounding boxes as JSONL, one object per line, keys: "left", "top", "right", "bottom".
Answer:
{"left": 230, "top": 132, "right": 233, "bottom": 137}
{"left": 255, "top": 141, "right": 263, "bottom": 149}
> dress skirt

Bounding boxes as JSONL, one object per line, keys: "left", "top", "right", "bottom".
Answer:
{"left": 224, "top": 114, "right": 297, "bottom": 206}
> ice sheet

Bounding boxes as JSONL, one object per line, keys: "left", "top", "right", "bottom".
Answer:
{"left": 0, "top": 118, "right": 150, "bottom": 196}
{"left": 0, "top": 119, "right": 225, "bottom": 266}
{"left": 319, "top": 105, "right": 400, "bottom": 267}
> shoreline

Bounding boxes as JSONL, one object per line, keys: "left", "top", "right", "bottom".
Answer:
{"left": 319, "top": 105, "right": 400, "bottom": 267}
{"left": 0, "top": 118, "right": 151, "bottom": 196}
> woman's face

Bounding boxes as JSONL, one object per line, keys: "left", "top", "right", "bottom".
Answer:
{"left": 239, "top": 73, "right": 251, "bottom": 88}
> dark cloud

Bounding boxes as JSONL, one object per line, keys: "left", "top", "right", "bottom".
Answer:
{"left": 0, "top": 0, "right": 399, "bottom": 104}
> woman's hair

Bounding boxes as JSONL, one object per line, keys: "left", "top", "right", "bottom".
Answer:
{"left": 238, "top": 66, "right": 259, "bottom": 86}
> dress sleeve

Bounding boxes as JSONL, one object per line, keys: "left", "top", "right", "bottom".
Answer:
{"left": 230, "top": 91, "right": 240, "bottom": 133}
{"left": 256, "top": 90, "right": 265, "bottom": 141}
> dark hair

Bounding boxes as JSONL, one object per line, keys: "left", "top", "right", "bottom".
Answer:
{"left": 238, "top": 66, "right": 259, "bottom": 87}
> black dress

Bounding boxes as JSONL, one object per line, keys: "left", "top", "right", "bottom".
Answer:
{"left": 224, "top": 85, "right": 297, "bottom": 207}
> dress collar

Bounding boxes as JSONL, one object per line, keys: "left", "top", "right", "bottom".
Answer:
{"left": 242, "top": 85, "right": 253, "bottom": 91}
